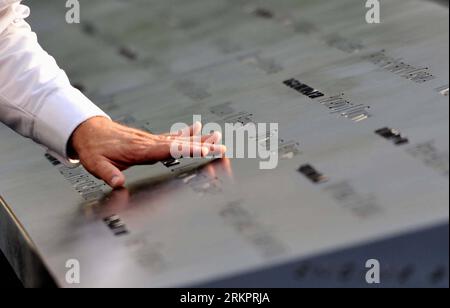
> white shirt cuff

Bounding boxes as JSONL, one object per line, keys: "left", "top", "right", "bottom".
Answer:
{"left": 33, "top": 86, "right": 109, "bottom": 159}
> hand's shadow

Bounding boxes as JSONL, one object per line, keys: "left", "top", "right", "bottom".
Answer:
{"left": 86, "top": 158, "right": 233, "bottom": 219}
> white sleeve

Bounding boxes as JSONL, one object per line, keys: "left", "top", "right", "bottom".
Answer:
{"left": 0, "top": 1, "right": 109, "bottom": 159}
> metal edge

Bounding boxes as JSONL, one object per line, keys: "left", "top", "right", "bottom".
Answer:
{"left": 0, "top": 196, "right": 57, "bottom": 288}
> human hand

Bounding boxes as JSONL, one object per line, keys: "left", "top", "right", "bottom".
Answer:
{"left": 70, "top": 117, "right": 226, "bottom": 188}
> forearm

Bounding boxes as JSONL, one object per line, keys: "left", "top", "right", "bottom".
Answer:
{"left": 0, "top": 2, "right": 108, "bottom": 159}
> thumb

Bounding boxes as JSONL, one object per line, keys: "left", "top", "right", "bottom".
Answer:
{"left": 85, "top": 159, "right": 126, "bottom": 188}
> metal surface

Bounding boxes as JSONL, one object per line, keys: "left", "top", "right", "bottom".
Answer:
{"left": 0, "top": 0, "right": 448, "bottom": 287}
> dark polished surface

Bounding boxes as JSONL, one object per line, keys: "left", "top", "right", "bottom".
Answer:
{"left": 0, "top": 251, "right": 22, "bottom": 288}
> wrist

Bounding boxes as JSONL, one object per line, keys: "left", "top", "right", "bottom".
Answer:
{"left": 69, "top": 116, "right": 111, "bottom": 159}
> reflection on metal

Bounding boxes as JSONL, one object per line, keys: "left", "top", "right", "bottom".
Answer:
{"left": 375, "top": 127, "right": 409, "bottom": 146}
{"left": 0, "top": 198, "right": 56, "bottom": 287}
{"left": 436, "top": 85, "right": 449, "bottom": 96}
{"left": 0, "top": 0, "right": 448, "bottom": 287}
{"left": 364, "top": 50, "right": 436, "bottom": 83}
{"left": 298, "top": 164, "right": 329, "bottom": 184}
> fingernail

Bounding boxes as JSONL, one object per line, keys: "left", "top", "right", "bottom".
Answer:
{"left": 202, "top": 147, "right": 210, "bottom": 157}
{"left": 210, "top": 145, "right": 227, "bottom": 156}
{"left": 193, "top": 122, "right": 202, "bottom": 135}
{"left": 111, "top": 176, "right": 121, "bottom": 187}
{"left": 213, "top": 131, "right": 222, "bottom": 143}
